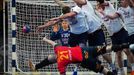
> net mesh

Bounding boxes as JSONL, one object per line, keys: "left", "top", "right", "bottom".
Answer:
{"left": 7, "top": 0, "right": 115, "bottom": 73}
{"left": 16, "top": 1, "right": 63, "bottom": 72}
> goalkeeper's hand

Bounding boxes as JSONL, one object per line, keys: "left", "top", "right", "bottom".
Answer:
{"left": 52, "top": 24, "right": 59, "bottom": 32}
{"left": 43, "top": 37, "right": 47, "bottom": 41}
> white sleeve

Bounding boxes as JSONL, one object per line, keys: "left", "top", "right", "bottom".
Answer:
{"left": 108, "top": 2, "right": 115, "bottom": 10}
{"left": 116, "top": 7, "right": 123, "bottom": 16}
{"left": 71, "top": 6, "right": 81, "bottom": 14}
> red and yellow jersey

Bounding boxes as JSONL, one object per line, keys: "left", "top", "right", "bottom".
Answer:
{"left": 54, "top": 46, "right": 83, "bottom": 74}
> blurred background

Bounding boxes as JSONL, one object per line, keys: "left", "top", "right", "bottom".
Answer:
{"left": 0, "top": 0, "right": 3, "bottom": 73}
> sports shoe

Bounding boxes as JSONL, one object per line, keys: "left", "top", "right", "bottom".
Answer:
{"left": 29, "top": 59, "right": 36, "bottom": 71}
{"left": 73, "top": 66, "right": 78, "bottom": 75}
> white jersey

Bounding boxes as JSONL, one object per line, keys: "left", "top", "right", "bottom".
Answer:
{"left": 98, "top": 2, "right": 123, "bottom": 36}
{"left": 80, "top": 0, "right": 103, "bottom": 33}
{"left": 117, "top": 6, "right": 134, "bottom": 36}
{"left": 68, "top": 6, "right": 89, "bottom": 34}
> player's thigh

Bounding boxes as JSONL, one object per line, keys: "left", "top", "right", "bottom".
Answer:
{"left": 48, "top": 54, "right": 57, "bottom": 63}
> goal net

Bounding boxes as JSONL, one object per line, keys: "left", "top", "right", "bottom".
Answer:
{"left": 7, "top": 0, "right": 118, "bottom": 74}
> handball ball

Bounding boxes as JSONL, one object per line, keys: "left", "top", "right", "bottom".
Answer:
{"left": 22, "top": 25, "right": 31, "bottom": 33}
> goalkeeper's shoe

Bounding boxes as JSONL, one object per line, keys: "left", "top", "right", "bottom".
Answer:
{"left": 29, "top": 59, "right": 36, "bottom": 71}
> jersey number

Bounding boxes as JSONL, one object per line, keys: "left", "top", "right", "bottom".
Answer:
{"left": 58, "top": 51, "right": 69, "bottom": 62}
{"left": 84, "top": 51, "right": 89, "bottom": 59}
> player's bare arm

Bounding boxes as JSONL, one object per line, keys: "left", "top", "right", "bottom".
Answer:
{"left": 36, "top": 20, "right": 60, "bottom": 33}
{"left": 54, "top": 0, "right": 68, "bottom": 7}
{"left": 50, "top": 12, "right": 76, "bottom": 21}
{"left": 73, "top": 0, "right": 87, "bottom": 5}
{"left": 37, "top": 11, "right": 76, "bottom": 32}
{"left": 106, "top": 13, "right": 120, "bottom": 20}
{"left": 130, "top": 0, "right": 134, "bottom": 7}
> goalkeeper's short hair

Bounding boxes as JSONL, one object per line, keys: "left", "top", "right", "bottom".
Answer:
{"left": 62, "top": 6, "right": 70, "bottom": 14}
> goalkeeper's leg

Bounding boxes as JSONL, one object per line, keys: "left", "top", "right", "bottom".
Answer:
{"left": 29, "top": 54, "right": 57, "bottom": 71}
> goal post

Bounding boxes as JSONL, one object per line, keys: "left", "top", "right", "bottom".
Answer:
{"left": 8, "top": 0, "right": 83, "bottom": 73}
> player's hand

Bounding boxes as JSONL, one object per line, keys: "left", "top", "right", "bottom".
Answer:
{"left": 97, "top": 7, "right": 105, "bottom": 15}
{"left": 52, "top": 24, "right": 59, "bottom": 32}
{"left": 43, "top": 36, "right": 49, "bottom": 41}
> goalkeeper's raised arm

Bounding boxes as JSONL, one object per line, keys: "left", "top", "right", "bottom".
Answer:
{"left": 43, "top": 37, "right": 58, "bottom": 47}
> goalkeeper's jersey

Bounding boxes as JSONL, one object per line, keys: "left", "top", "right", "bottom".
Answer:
{"left": 54, "top": 45, "right": 106, "bottom": 74}
{"left": 54, "top": 46, "right": 83, "bottom": 74}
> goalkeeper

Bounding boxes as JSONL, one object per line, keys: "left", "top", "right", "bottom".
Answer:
{"left": 29, "top": 37, "right": 134, "bottom": 75}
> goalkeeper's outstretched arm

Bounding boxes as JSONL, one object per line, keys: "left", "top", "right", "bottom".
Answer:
{"left": 43, "top": 37, "right": 57, "bottom": 47}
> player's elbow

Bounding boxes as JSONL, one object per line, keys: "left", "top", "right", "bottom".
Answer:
{"left": 106, "top": 15, "right": 117, "bottom": 20}
{"left": 67, "top": 12, "right": 76, "bottom": 18}
{"left": 109, "top": 17, "right": 115, "bottom": 20}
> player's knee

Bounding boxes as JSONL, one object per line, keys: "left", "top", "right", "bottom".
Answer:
{"left": 123, "top": 49, "right": 131, "bottom": 55}
{"left": 94, "top": 65, "right": 104, "bottom": 73}
{"left": 130, "top": 44, "right": 134, "bottom": 54}
{"left": 93, "top": 61, "right": 102, "bottom": 73}
{"left": 48, "top": 55, "right": 57, "bottom": 62}
{"left": 48, "top": 55, "right": 53, "bottom": 59}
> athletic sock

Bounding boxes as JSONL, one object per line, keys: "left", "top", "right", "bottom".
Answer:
{"left": 110, "top": 63, "right": 116, "bottom": 70}
{"left": 131, "top": 64, "right": 134, "bottom": 75}
{"left": 118, "top": 68, "right": 126, "bottom": 75}
{"left": 118, "top": 68, "right": 122, "bottom": 75}
{"left": 73, "top": 66, "right": 78, "bottom": 75}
